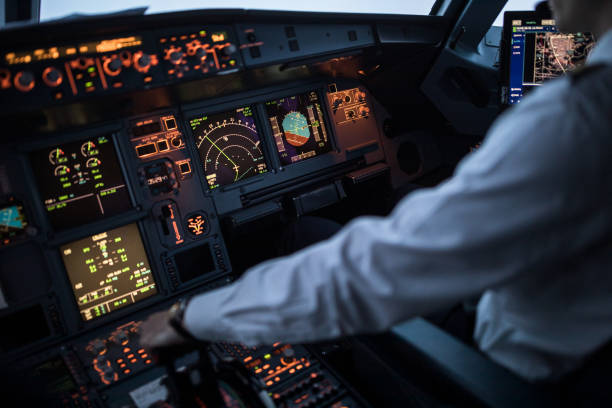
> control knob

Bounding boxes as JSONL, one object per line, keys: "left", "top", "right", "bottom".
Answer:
{"left": 134, "top": 52, "right": 152, "bottom": 73}
{"left": 42, "top": 67, "right": 63, "bottom": 87}
{"left": 103, "top": 58, "right": 122, "bottom": 76}
{"left": 195, "top": 47, "right": 208, "bottom": 61}
{"left": 90, "top": 339, "right": 107, "bottom": 355}
{"left": 169, "top": 50, "right": 184, "bottom": 65}
{"left": 220, "top": 44, "right": 237, "bottom": 58}
{"left": 359, "top": 106, "right": 370, "bottom": 117}
{"left": 14, "top": 71, "right": 35, "bottom": 92}
{"left": 101, "top": 363, "right": 116, "bottom": 383}
{"left": 332, "top": 97, "right": 343, "bottom": 108}
{"left": 357, "top": 91, "right": 367, "bottom": 102}
{"left": 112, "top": 329, "right": 130, "bottom": 345}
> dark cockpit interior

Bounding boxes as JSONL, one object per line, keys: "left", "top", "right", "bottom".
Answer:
{"left": 0, "top": 1, "right": 607, "bottom": 407}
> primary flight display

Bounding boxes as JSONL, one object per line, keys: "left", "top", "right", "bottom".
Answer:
{"left": 265, "top": 91, "right": 332, "bottom": 165}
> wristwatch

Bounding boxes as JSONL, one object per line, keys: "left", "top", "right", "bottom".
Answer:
{"left": 168, "top": 298, "right": 199, "bottom": 342}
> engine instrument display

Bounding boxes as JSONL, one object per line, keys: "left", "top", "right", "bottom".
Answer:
{"left": 30, "top": 135, "right": 131, "bottom": 230}
{"left": 190, "top": 106, "right": 268, "bottom": 189}
{"left": 0, "top": 197, "right": 28, "bottom": 247}
{"left": 60, "top": 223, "right": 157, "bottom": 321}
{"left": 265, "top": 91, "right": 332, "bottom": 165}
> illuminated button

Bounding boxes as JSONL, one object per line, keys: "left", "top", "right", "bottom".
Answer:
{"left": 116, "top": 359, "right": 123, "bottom": 364}
{"left": 297, "top": 365, "right": 303, "bottom": 370}
{"left": 141, "top": 354, "right": 149, "bottom": 359}
{"left": 123, "top": 347, "right": 131, "bottom": 353}
{"left": 266, "top": 380, "right": 274, "bottom": 386}
{"left": 185, "top": 213, "right": 208, "bottom": 237}
{"left": 263, "top": 364, "right": 270, "bottom": 370}
{"left": 123, "top": 369, "right": 131, "bottom": 374}
{"left": 264, "top": 354, "right": 271, "bottom": 360}
{"left": 137, "top": 348, "right": 145, "bottom": 354}
{"left": 127, "top": 354, "right": 134, "bottom": 359}
{"left": 145, "top": 360, "right": 152, "bottom": 364}
{"left": 130, "top": 358, "right": 138, "bottom": 364}
{"left": 120, "top": 363, "right": 126, "bottom": 368}
{"left": 179, "top": 161, "right": 191, "bottom": 174}
{"left": 157, "top": 140, "right": 169, "bottom": 152}
{"left": 274, "top": 377, "right": 280, "bottom": 382}
{"left": 164, "top": 118, "right": 177, "bottom": 130}
{"left": 136, "top": 143, "right": 157, "bottom": 157}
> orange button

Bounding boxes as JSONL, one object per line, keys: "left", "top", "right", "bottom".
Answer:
{"left": 130, "top": 358, "right": 138, "bottom": 364}
{"left": 116, "top": 359, "right": 124, "bottom": 364}
{"left": 123, "top": 369, "right": 131, "bottom": 374}
{"left": 138, "top": 348, "right": 146, "bottom": 354}
{"left": 141, "top": 354, "right": 149, "bottom": 359}
{"left": 127, "top": 354, "right": 135, "bottom": 359}
{"left": 145, "top": 360, "right": 152, "bottom": 364}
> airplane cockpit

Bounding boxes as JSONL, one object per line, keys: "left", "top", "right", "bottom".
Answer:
{"left": 0, "top": 0, "right": 608, "bottom": 407}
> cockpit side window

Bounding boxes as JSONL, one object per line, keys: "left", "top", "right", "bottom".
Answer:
{"left": 493, "top": 0, "right": 540, "bottom": 26}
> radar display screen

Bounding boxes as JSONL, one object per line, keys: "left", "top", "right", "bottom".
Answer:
{"left": 60, "top": 223, "right": 157, "bottom": 321}
{"left": 503, "top": 13, "right": 596, "bottom": 104}
{"left": 30, "top": 135, "right": 131, "bottom": 230}
{"left": 265, "top": 91, "right": 332, "bottom": 165}
{"left": 0, "top": 198, "right": 28, "bottom": 247}
{"left": 190, "top": 106, "right": 268, "bottom": 190}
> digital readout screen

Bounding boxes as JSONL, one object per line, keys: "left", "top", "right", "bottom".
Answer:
{"left": 265, "top": 91, "right": 332, "bottom": 165}
{"left": 190, "top": 106, "right": 268, "bottom": 190}
{"left": 60, "top": 223, "right": 157, "bottom": 321}
{"left": 30, "top": 135, "right": 131, "bottom": 230}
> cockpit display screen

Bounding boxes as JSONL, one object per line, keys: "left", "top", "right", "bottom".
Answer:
{"left": 60, "top": 223, "right": 157, "bottom": 321}
{"left": 265, "top": 91, "right": 332, "bottom": 165}
{"left": 30, "top": 135, "right": 131, "bottom": 230}
{"left": 190, "top": 106, "right": 268, "bottom": 190}
{"left": 0, "top": 199, "right": 28, "bottom": 247}
{"left": 503, "top": 12, "right": 596, "bottom": 104}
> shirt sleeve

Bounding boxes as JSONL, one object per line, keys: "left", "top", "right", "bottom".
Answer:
{"left": 183, "top": 82, "right": 606, "bottom": 346}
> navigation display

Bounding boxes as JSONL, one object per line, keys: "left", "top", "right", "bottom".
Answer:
{"left": 504, "top": 13, "right": 595, "bottom": 104}
{"left": 190, "top": 106, "right": 268, "bottom": 190}
{"left": 265, "top": 91, "right": 332, "bottom": 165}
{"left": 30, "top": 135, "right": 131, "bottom": 230}
{"left": 60, "top": 223, "right": 157, "bottom": 321}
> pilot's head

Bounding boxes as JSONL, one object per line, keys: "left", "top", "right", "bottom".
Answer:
{"left": 548, "top": 0, "right": 612, "bottom": 35}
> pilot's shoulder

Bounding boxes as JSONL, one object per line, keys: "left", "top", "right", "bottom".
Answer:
{"left": 569, "top": 63, "right": 612, "bottom": 85}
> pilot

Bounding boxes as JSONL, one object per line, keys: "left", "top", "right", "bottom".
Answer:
{"left": 141, "top": 0, "right": 612, "bottom": 384}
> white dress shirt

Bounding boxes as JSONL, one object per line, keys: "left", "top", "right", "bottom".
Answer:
{"left": 184, "top": 29, "right": 612, "bottom": 382}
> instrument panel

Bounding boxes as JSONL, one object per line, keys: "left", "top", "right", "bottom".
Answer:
{"left": 0, "top": 10, "right": 394, "bottom": 407}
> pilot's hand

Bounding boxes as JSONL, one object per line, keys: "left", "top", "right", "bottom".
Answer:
{"left": 139, "top": 310, "right": 186, "bottom": 352}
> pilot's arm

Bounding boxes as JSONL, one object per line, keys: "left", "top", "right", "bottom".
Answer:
{"left": 141, "top": 75, "right": 609, "bottom": 349}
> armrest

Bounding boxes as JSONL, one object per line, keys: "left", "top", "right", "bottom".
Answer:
{"left": 390, "top": 318, "right": 559, "bottom": 408}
